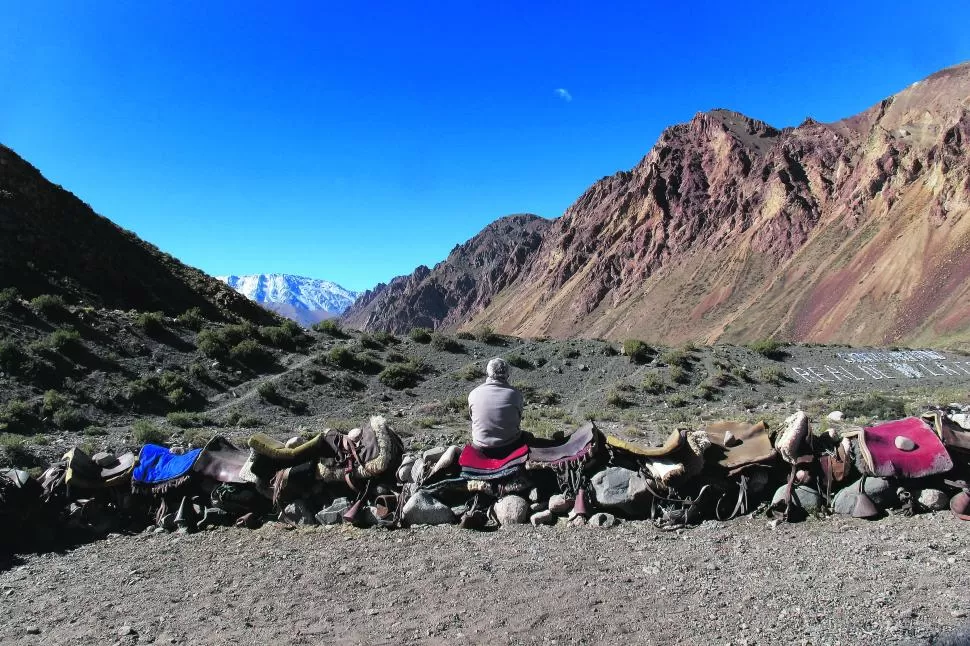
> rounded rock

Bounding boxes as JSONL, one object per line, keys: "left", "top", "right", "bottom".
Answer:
{"left": 588, "top": 512, "right": 617, "bottom": 528}
{"left": 917, "top": 488, "right": 950, "bottom": 511}
{"left": 493, "top": 495, "right": 530, "bottom": 525}
{"left": 894, "top": 436, "right": 917, "bottom": 451}
{"left": 770, "top": 484, "right": 823, "bottom": 514}
{"left": 548, "top": 494, "right": 573, "bottom": 515}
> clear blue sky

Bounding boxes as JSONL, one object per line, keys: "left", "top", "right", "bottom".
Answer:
{"left": 2, "top": 2, "right": 968, "bottom": 292}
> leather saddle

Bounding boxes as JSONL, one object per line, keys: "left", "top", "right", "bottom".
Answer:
{"left": 526, "top": 422, "right": 601, "bottom": 470}
{"left": 193, "top": 436, "right": 249, "bottom": 484}
{"left": 703, "top": 421, "right": 775, "bottom": 475}
{"left": 606, "top": 428, "right": 710, "bottom": 487}
{"left": 64, "top": 448, "right": 137, "bottom": 489}
{"left": 923, "top": 410, "right": 970, "bottom": 456}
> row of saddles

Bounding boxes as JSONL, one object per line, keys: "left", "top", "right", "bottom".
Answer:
{"left": 3, "top": 407, "right": 970, "bottom": 552}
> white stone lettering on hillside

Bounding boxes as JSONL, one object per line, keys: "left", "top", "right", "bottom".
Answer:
{"left": 791, "top": 351, "right": 970, "bottom": 384}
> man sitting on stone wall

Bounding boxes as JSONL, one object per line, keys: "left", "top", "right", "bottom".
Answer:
{"left": 468, "top": 357, "right": 524, "bottom": 451}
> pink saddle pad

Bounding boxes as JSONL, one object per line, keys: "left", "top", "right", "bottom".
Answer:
{"left": 459, "top": 443, "right": 528, "bottom": 471}
{"left": 859, "top": 417, "right": 953, "bottom": 478}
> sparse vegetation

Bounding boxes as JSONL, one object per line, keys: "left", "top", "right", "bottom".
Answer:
{"left": 641, "top": 371, "right": 666, "bottom": 394}
{"left": 533, "top": 389, "right": 560, "bottom": 405}
{"left": 669, "top": 365, "right": 688, "bottom": 384}
{"left": 409, "top": 327, "right": 432, "bottom": 343}
{"left": 659, "top": 349, "right": 691, "bottom": 369}
{"left": 379, "top": 363, "right": 422, "bottom": 389}
{"left": 259, "top": 322, "right": 303, "bottom": 349}
{"left": 0, "top": 341, "right": 25, "bottom": 373}
{"left": 32, "top": 327, "right": 82, "bottom": 353}
{"left": 456, "top": 331, "right": 474, "bottom": 340}
{"left": 256, "top": 381, "right": 280, "bottom": 402}
{"left": 666, "top": 394, "right": 688, "bottom": 408}
{"left": 0, "top": 433, "right": 37, "bottom": 467}
{"left": 230, "top": 339, "right": 274, "bottom": 370}
{"left": 840, "top": 393, "right": 907, "bottom": 421}
{"left": 757, "top": 366, "right": 785, "bottom": 386}
{"left": 176, "top": 307, "right": 205, "bottom": 330}
{"left": 623, "top": 339, "right": 653, "bottom": 364}
{"left": 131, "top": 420, "right": 169, "bottom": 445}
{"left": 505, "top": 354, "right": 534, "bottom": 370}
{"left": 748, "top": 338, "right": 787, "bottom": 360}
{"left": 474, "top": 325, "right": 501, "bottom": 345}
{"left": 135, "top": 311, "right": 166, "bottom": 335}
{"left": 606, "top": 389, "right": 633, "bottom": 408}
{"left": 182, "top": 428, "right": 212, "bottom": 448}
{"left": 0, "top": 287, "right": 20, "bottom": 308}
{"left": 430, "top": 333, "right": 463, "bottom": 353}
{"left": 166, "top": 411, "right": 210, "bottom": 428}
{"left": 0, "top": 400, "right": 36, "bottom": 434}
{"left": 312, "top": 319, "right": 346, "bottom": 337}
{"left": 457, "top": 363, "right": 485, "bottom": 381}
{"left": 53, "top": 407, "right": 87, "bottom": 431}
{"left": 30, "top": 294, "right": 69, "bottom": 319}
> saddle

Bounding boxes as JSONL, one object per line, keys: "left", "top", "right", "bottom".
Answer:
{"left": 607, "top": 428, "right": 710, "bottom": 487}
{"left": 526, "top": 422, "right": 601, "bottom": 470}
{"left": 316, "top": 416, "right": 404, "bottom": 484}
{"left": 193, "top": 436, "right": 249, "bottom": 484}
{"left": 703, "top": 421, "right": 775, "bottom": 475}
{"left": 458, "top": 442, "right": 528, "bottom": 480}
{"left": 64, "top": 448, "right": 137, "bottom": 490}
{"left": 244, "top": 431, "right": 339, "bottom": 482}
{"left": 853, "top": 417, "right": 953, "bottom": 479}
{"left": 923, "top": 411, "right": 970, "bottom": 456}
{"left": 132, "top": 445, "right": 203, "bottom": 494}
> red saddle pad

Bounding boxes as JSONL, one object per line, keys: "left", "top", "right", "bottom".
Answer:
{"left": 859, "top": 417, "right": 953, "bottom": 479}
{"left": 459, "top": 442, "right": 528, "bottom": 471}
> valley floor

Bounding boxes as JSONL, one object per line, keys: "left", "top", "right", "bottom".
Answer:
{"left": 2, "top": 513, "right": 969, "bottom": 645}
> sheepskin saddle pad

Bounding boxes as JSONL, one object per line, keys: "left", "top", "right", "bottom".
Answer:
{"left": 132, "top": 445, "right": 203, "bottom": 494}
{"left": 703, "top": 421, "right": 776, "bottom": 475}
{"left": 856, "top": 417, "right": 953, "bottom": 479}
{"left": 459, "top": 442, "right": 528, "bottom": 480}
{"left": 607, "top": 429, "right": 711, "bottom": 487}
{"left": 64, "top": 448, "right": 137, "bottom": 489}
{"left": 316, "top": 416, "right": 405, "bottom": 483}
{"left": 192, "top": 436, "right": 249, "bottom": 484}
{"left": 526, "top": 421, "right": 601, "bottom": 470}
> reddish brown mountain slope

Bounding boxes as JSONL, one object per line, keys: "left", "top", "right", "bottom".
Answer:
{"left": 347, "top": 62, "right": 970, "bottom": 345}
{"left": 342, "top": 214, "right": 551, "bottom": 333}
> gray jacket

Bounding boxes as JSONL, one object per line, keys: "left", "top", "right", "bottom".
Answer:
{"left": 468, "top": 378, "right": 524, "bottom": 449}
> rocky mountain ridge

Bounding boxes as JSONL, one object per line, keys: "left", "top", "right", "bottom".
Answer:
{"left": 344, "top": 62, "right": 970, "bottom": 347}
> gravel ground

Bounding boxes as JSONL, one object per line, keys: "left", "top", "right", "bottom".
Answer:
{"left": 2, "top": 513, "right": 969, "bottom": 646}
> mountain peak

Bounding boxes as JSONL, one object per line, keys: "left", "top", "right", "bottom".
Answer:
{"left": 217, "top": 274, "right": 359, "bottom": 327}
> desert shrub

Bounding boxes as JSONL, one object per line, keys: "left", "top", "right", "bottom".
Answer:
{"left": 474, "top": 325, "right": 502, "bottom": 345}
{"left": 669, "top": 366, "right": 688, "bottom": 384}
{"left": 259, "top": 324, "right": 298, "bottom": 349}
{"left": 30, "top": 294, "right": 69, "bottom": 319}
{"left": 430, "top": 333, "right": 463, "bottom": 353}
{"left": 659, "top": 349, "right": 690, "bottom": 369}
{"left": 188, "top": 362, "right": 209, "bottom": 381}
{"left": 409, "top": 327, "right": 432, "bottom": 343}
{"left": 333, "top": 372, "right": 365, "bottom": 392}
{"left": 840, "top": 393, "right": 907, "bottom": 421}
{"left": 166, "top": 411, "right": 209, "bottom": 428}
{"left": 176, "top": 307, "right": 205, "bottom": 330}
{"left": 0, "top": 400, "right": 36, "bottom": 434}
{"left": 225, "top": 411, "right": 262, "bottom": 428}
{"left": 533, "top": 389, "right": 560, "bottom": 405}
{"left": 372, "top": 331, "right": 398, "bottom": 345}
{"left": 666, "top": 394, "right": 688, "bottom": 408}
{"left": 748, "top": 338, "right": 786, "bottom": 360}
{"left": 230, "top": 339, "right": 274, "bottom": 370}
{"left": 256, "top": 381, "right": 280, "bottom": 402}
{"left": 385, "top": 350, "right": 408, "bottom": 364}
{"left": 0, "top": 433, "right": 38, "bottom": 467}
{"left": 83, "top": 425, "right": 108, "bottom": 436}
{"left": 693, "top": 383, "right": 720, "bottom": 401}
{"left": 327, "top": 345, "right": 357, "bottom": 369}
{"left": 623, "top": 339, "right": 653, "bottom": 364}
{"left": 53, "top": 407, "right": 87, "bottom": 431}
{"left": 681, "top": 340, "right": 699, "bottom": 353}
{"left": 606, "top": 389, "right": 633, "bottom": 408}
{"left": 443, "top": 395, "right": 468, "bottom": 415}
{"left": 457, "top": 363, "right": 485, "bottom": 381}
{"left": 32, "top": 327, "right": 81, "bottom": 354}
{"left": 312, "top": 319, "right": 345, "bottom": 337}
{"left": 601, "top": 344, "right": 619, "bottom": 357}
{"left": 135, "top": 311, "right": 166, "bottom": 335}
{"left": 41, "top": 389, "right": 68, "bottom": 417}
{"left": 379, "top": 364, "right": 422, "bottom": 389}
{"left": 0, "top": 341, "right": 25, "bottom": 373}
{"left": 131, "top": 420, "right": 169, "bottom": 445}
{"left": 505, "top": 354, "right": 534, "bottom": 370}
{"left": 455, "top": 331, "right": 474, "bottom": 340}
{"left": 757, "top": 366, "right": 785, "bottom": 385}
{"left": 562, "top": 348, "right": 581, "bottom": 359}
{"left": 196, "top": 329, "right": 228, "bottom": 359}
{"left": 415, "top": 416, "right": 438, "bottom": 429}
{"left": 358, "top": 333, "right": 384, "bottom": 350}
{"left": 641, "top": 371, "right": 666, "bottom": 394}
{"left": 165, "top": 387, "right": 192, "bottom": 408}
{"left": 182, "top": 428, "right": 212, "bottom": 448}
{"left": 0, "top": 287, "right": 19, "bottom": 308}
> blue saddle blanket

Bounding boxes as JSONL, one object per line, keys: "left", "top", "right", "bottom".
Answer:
{"left": 133, "top": 444, "right": 202, "bottom": 488}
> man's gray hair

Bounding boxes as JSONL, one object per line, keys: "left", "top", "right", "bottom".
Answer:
{"left": 486, "top": 357, "right": 509, "bottom": 380}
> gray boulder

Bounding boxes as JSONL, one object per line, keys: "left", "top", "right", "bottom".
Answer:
{"left": 315, "top": 497, "right": 351, "bottom": 525}
{"left": 548, "top": 494, "right": 573, "bottom": 515}
{"left": 494, "top": 495, "right": 530, "bottom": 525}
{"left": 591, "top": 467, "right": 651, "bottom": 514}
{"left": 918, "top": 488, "right": 950, "bottom": 511}
{"left": 402, "top": 491, "right": 457, "bottom": 526}
{"left": 833, "top": 477, "right": 897, "bottom": 516}
{"left": 281, "top": 500, "right": 317, "bottom": 525}
{"left": 770, "top": 484, "right": 824, "bottom": 514}
{"left": 588, "top": 512, "right": 617, "bottom": 528}
{"left": 530, "top": 510, "right": 556, "bottom": 526}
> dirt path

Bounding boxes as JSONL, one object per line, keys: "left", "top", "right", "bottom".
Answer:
{"left": 2, "top": 513, "right": 968, "bottom": 645}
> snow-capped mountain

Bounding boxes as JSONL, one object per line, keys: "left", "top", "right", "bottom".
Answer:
{"left": 217, "top": 274, "right": 359, "bottom": 327}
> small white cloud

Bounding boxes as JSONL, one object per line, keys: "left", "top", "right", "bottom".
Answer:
{"left": 554, "top": 88, "right": 572, "bottom": 102}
